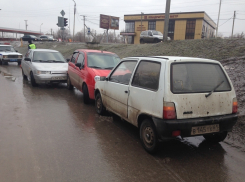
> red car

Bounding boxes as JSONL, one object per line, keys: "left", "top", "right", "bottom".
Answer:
{"left": 67, "top": 49, "right": 121, "bottom": 104}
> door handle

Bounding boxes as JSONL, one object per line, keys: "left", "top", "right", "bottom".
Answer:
{"left": 125, "top": 91, "right": 128, "bottom": 93}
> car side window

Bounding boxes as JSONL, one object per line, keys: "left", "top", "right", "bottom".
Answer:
{"left": 109, "top": 61, "right": 137, "bottom": 85}
{"left": 71, "top": 52, "right": 79, "bottom": 63}
{"left": 76, "top": 53, "right": 84, "bottom": 65}
{"left": 148, "top": 31, "right": 152, "bottom": 36}
{"left": 132, "top": 61, "right": 161, "bottom": 91}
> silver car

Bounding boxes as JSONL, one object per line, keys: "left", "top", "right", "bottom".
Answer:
{"left": 140, "top": 30, "right": 171, "bottom": 44}
{"left": 21, "top": 49, "right": 68, "bottom": 87}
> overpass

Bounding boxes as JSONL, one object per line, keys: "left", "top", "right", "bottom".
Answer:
{"left": 0, "top": 27, "right": 42, "bottom": 40}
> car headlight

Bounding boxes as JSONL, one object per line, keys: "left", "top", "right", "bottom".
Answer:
{"left": 18, "top": 55, "right": 22, "bottom": 58}
{"left": 36, "top": 70, "right": 51, "bottom": 75}
{"left": 3, "top": 55, "right": 7, "bottom": 58}
{"left": 94, "top": 76, "right": 100, "bottom": 82}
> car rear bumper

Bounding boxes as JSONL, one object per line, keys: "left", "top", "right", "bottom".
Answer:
{"left": 152, "top": 114, "right": 238, "bottom": 139}
{"left": 34, "top": 74, "right": 67, "bottom": 83}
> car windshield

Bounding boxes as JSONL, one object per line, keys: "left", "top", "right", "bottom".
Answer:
{"left": 0, "top": 46, "right": 15, "bottom": 52}
{"left": 152, "top": 31, "right": 163, "bottom": 35}
{"left": 30, "top": 35, "right": 37, "bottom": 38}
{"left": 171, "top": 63, "right": 231, "bottom": 93}
{"left": 87, "top": 52, "right": 121, "bottom": 69}
{"left": 33, "top": 51, "right": 66, "bottom": 63}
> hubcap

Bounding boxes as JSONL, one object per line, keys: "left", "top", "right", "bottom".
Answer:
{"left": 143, "top": 126, "right": 154, "bottom": 146}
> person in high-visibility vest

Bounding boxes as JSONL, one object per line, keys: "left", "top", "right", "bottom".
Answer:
{"left": 28, "top": 40, "right": 36, "bottom": 49}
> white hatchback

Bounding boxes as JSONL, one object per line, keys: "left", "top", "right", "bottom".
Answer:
{"left": 21, "top": 49, "right": 68, "bottom": 87}
{"left": 95, "top": 56, "right": 238, "bottom": 153}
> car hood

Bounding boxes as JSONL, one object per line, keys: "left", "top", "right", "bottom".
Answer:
{"left": 0, "top": 51, "right": 22, "bottom": 55}
{"left": 90, "top": 68, "right": 112, "bottom": 77}
{"left": 32, "top": 62, "right": 68, "bottom": 71}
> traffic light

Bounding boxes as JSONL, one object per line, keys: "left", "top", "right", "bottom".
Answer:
{"left": 64, "top": 18, "right": 68, "bottom": 27}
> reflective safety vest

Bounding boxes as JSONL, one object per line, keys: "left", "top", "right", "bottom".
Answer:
{"left": 29, "top": 44, "right": 36, "bottom": 49}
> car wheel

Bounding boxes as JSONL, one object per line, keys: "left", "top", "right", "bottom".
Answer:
{"left": 203, "top": 131, "right": 228, "bottom": 143}
{"left": 140, "top": 119, "right": 158, "bottom": 154}
{"left": 22, "top": 69, "right": 27, "bottom": 80}
{"left": 95, "top": 93, "right": 106, "bottom": 115}
{"left": 82, "top": 84, "right": 90, "bottom": 104}
{"left": 30, "top": 72, "right": 38, "bottom": 87}
{"left": 67, "top": 75, "right": 73, "bottom": 90}
{"left": 154, "top": 39, "right": 158, "bottom": 43}
{"left": 18, "top": 61, "right": 21, "bottom": 66}
{"left": 140, "top": 39, "right": 144, "bottom": 44}
{"left": 0, "top": 60, "right": 2, "bottom": 65}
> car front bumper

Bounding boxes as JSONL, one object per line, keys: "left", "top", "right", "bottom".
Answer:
{"left": 34, "top": 74, "right": 67, "bottom": 84}
{"left": 152, "top": 114, "right": 238, "bottom": 139}
{"left": 2, "top": 58, "right": 22, "bottom": 62}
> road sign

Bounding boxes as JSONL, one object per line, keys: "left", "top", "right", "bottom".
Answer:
{"left": 57, "top": 16, "right": 64, "bottom": 27}
{"left": 60, "top": 10, "right": 65, "bottom": 17}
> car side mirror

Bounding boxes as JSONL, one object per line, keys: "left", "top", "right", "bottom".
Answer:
{"left": 24, "top": 58, "right": 31, "bottom": 61}
{"left": 75, "top": 63, "right": 82, "bottom": 68}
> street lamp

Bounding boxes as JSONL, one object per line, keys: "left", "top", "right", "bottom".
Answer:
{"left": 72, "top": 0, "right": 76, "bottom": 42}
{"left": 40, "top": 23, "right": 43, "bottom": 33}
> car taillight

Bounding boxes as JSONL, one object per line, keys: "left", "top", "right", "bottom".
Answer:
{"left": 163, "top": 102, "right": 176, "bottom": 119}
{"left": 232, "top": 98, "right": 238, "bottom": 114}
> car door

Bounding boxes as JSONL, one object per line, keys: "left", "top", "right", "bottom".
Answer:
{"left": 68, "top": 52, "right": 79, "bottom": 87}
{"left": 74, "top": 52, "right": 85, "bottom": 91}
{"left": 22, "top": 50, "right": 32, "bottom": 78}
{"left": 147, "top": 31, "right": 154, "bottom": 43}
{"left": 103, "top": 61, "right": 137, "bottom": 119}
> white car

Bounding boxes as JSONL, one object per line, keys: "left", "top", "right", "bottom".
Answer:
{"left": 95, "top": 56, "right": 238, "bottom": 153}
{"left": 0, "top": 45, "right": 22, "bottom": 65}
{"left": 21, "top": 49, "right": 68, "bottom": 87}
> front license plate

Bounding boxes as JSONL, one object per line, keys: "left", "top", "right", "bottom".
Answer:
{"left": 10, "top": 59, "right": 17, "bottom": 62}
{"left": 191, "top": 124, "right": 219, "bottom": 135}
{"left": 51, "top": 77, "right": 66, "bottom": 80}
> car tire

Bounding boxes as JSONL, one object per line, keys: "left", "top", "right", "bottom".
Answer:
{"left": 22, "top": 69, "right": 27, "bottom": 80}
{"left": 154, "top": 39, "right": 158, "bottom": 43}
{"left": 18, "top": 61, "right": 21, "bottom": 66}
{"left": 67, "top": 75, "right": 73, "bottom": 90}
{"left": 95, "top": 93, "right": 106, "bottom": 115}
{"left": 0, "top": 60, "right": 2, "bottom": 65}
{"left": 140, "top": 119, "right": 158, "bottom": 154}
{"left": 82, "top": 84, "right": 90, "bottom": 104}
{"left": 30, "top": 72, "right": 38, "bottom": 87}
{"left": 140, "top": 39, "right": 144, "bottom": 44}
{"left": 203, "top": 131, "right": 228, "bottom": 143}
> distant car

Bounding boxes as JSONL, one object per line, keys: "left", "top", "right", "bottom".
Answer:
{"left": 95, "top": 56, "right": 238, "bottom": 153}
{"left": 21, "top": 35, "right": 41, "bottom": 41}
{"left": 40, "top": 35, "right": 57, "bottom": 41}
{"left": 21, "top": 49, "right": 68, "bottom": 87}
{"left": 0, "top": 45, "right": 22, "bottom": 65}
{"left": 140, "top": 30, "right": 171, "bottom": 44}
{"left": 67, "top": 49, "right": 121, "bottom": 104}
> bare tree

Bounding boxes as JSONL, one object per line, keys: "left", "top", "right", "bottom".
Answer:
{"left": 53, "top": 29, "right": 71, "bottom": 41}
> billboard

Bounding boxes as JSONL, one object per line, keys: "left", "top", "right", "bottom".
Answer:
{"left": 100, "top": 14, "right": 119, "bottom": 30}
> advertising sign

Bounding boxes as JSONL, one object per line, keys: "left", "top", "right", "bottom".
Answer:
{"left": 100, "top": 14, "right": 119, "bottom": 30}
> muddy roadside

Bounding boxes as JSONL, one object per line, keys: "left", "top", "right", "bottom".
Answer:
{"left": 14, "top": 39, "right": 245, "bottom": 150}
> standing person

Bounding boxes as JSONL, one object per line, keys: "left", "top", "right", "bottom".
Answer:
{"left": 28, "top": 40, "right": 36, "bottom": 49}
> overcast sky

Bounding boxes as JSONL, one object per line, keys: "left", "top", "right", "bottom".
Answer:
{"left": 1, "top": 0, "right": 245, "bottom": 37}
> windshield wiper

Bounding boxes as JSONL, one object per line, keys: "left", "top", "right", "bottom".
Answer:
{"left": 33, "top": 60, "right": 47, "bottom": 62}
{"left": 89, "top": 66, "right": 103, "bottom": 69}
{"left": 49, "top": 60, "right": 65, "bottom": 63}
{"left": 103, "top": 67, "right": 114, "bottom": 69}
{"left": 205, "top": 80, "right": 224, "bottom": 98}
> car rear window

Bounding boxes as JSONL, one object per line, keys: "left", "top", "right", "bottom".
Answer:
{"left": 171, "top": 62, "right": 231, "bottom": 93}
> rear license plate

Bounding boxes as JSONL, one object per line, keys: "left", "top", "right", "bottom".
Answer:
{"left": 191, "top": 124, "right": 219, "bottom": 135}
{"left": 51, "top": 77, "right": 66, "bottom": 80}
{"left": 10, "top": 59, "right": 17, "bottom": 62}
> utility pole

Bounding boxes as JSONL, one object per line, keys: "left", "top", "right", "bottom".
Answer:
{"left": 51, "top": 29, "right": 53, "bottom": 36}
{"left": 216, "top": 0, "right": 222, "bottom": 37}
{"left": 72, "top": 0, "right": 76, "bottom": 42}
{"left": 83, "top": 15, "right": 86, "bottom": 42}
{"left": 231, "top": 11, "right": 236, "bottom": 37}
{"left": 141, "top": 12, "right": 144, "bottom": 33}
{"left": 163, "top": 0, "right": 171, "bottom": 41}
{"left": 24, "top": 20, "right": 28, "bottom": 30}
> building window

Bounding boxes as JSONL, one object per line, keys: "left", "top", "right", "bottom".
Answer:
{"left": 148, "top": 21, "right": 156, "bottom": 30}
{"left": 126, "top": 36, "right": 134, "bottom": 44}
{"left": 168, "top": 20, "right": 175, "bottom": 40}
{"left": 185, "top": 19, "right": 196, "bottom": 39}
{"left": 125, "top": 22, "right": 135, "bottom": 32}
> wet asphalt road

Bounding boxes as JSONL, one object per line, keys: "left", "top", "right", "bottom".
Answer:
{"left": 0, "top": 63, "right": 245, "bottom": 182}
